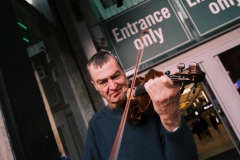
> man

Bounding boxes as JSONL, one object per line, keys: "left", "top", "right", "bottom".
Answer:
{"left": 209, "top": 113, "right": 220, "bottom": 133}
{"left": 82, "top": 51, "right": 198, "bottom": 160}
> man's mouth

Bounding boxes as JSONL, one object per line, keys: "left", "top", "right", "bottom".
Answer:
{"left": 110, "top": 89, "right": 121, "bottom": 97}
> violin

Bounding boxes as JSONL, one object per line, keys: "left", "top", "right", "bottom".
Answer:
{"left": 126, "top": 62, "right": 205, "bottom": 125}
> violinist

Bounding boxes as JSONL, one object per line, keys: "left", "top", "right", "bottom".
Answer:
{"left": 82, "top": 51, "right": 198, "bottom": 160}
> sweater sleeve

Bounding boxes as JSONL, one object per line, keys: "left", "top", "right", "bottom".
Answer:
{"left": 162, "top": 116, "right": 198, "bottom": 160}
{"left": 81, "top": 122, "right": 102, "bottom": 160}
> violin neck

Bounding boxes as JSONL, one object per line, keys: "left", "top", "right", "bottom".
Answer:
{"left": 133, "top": 75, "right": 189, "bottom": 97}
{"left": 134, "top": 85, "right": 146, "bottom": 97}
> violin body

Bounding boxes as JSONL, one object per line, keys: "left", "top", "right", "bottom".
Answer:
{"left": 127, "top": 69, "right": 164, "bottom": 124}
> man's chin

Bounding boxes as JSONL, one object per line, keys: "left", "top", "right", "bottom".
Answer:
{"left": 109, "top": 98, "right": 125, "bottom": 108}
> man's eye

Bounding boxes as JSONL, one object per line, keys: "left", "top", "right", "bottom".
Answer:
{"left": 112, "top": 73, "right": 120, "bottom": 79}
{"left": 98, "top": 81, "right": 106, "bottom": 85}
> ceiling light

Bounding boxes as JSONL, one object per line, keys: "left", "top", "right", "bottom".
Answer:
{"left": 196, "top": 98, "right": 199, "bottom": 103}
{"left": 182, "top": 88, "right": 191, "bottom": 94}
{"left": 26, "top": 0, "right": 32, "bottom": 4}
{"left": 202, "top": 91, "right": 209, "bottom": 102}
{"left": 194, "top": 111, "right": 199, "bottom": 115}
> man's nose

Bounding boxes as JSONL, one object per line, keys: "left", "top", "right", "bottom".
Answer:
{"left": 108, "top": 79, "right": 117, "bottom": 89}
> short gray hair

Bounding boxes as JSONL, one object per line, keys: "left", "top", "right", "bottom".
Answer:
{"left": 87, "top": 51, "right": 123, "bottom": 73}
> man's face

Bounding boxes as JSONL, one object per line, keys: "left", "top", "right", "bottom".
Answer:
{"left": 89, "top": 57, "right": 128, "bottom": 109}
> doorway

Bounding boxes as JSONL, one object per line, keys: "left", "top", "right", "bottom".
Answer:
{"left": 180, "top": 77, "right": 239, "bottom": 159}
{"left": 161, "top": 30, "right": 240, "bottom": 159}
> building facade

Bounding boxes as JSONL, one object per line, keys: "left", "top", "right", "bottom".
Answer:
{"left": 0, "top": 0, "right": 240, "bottom": 159}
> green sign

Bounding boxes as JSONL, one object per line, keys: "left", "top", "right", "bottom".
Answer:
{"left": 180, "top": 0, "right": 240, "bottom": 36}
{"left": 103, "top": 0, "right": 191, "bottom": 71}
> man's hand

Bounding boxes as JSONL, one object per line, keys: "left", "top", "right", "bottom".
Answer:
{"left": 144, "top": 75, "right": 181, "bottom": 132}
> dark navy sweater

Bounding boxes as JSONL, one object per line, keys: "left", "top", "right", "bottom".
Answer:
{"left": 82, "top": 106, "right": 198, "bottom": 160}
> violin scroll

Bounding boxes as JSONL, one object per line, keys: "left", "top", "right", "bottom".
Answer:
{"left": 188, "top": 62, "right": 205, "bottom": 83}
{"left": 188, "top": 62, "right": 205, "bottom": 94}
{"left": 170, "top": 62, "right": 205, "bottom": 93}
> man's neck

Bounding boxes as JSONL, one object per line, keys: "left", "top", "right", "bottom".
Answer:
{"left": 108, "top": 100, "right": 126, "bottom": 109}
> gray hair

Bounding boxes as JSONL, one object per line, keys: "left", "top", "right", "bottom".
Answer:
{"left": 87, "top": 51, "right": 123, "bottom": 73}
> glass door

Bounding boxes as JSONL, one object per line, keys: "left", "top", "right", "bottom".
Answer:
{"left": 199, "top": 80, "right": 240, "bottom": 160}
{"left": 179, "top": 67, "right": 240, "bottom": 159}
{"left": 218, "top": 45, "right": 240, "bottom": 96}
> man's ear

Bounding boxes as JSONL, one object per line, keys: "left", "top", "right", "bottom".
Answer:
{"left": 91, "top": 80, "right": 99, "bottom": 91}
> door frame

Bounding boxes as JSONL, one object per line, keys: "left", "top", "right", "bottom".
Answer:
{"left": 149, "top": 27, "right": 240, "bottom": 141}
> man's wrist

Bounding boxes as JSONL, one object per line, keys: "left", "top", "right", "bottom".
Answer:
{"left": 160, "top": 112, "right": 181, "bottom": 132}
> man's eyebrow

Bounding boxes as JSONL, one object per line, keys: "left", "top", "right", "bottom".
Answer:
{"left": 110, "top": 70, "right": 121, "bottom": 78}
{"left": 96, "top": 70, "right": 121, "bottom": 82}
{"left": 96, "top": 78, "right": 107, "bottom": 83}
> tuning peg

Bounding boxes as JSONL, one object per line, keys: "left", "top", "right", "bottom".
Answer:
{"left": 189, "top": 62, "right": 197, "bottom": 70}
{"left": 177, "top": 63, "right": 185, "bottom": 73}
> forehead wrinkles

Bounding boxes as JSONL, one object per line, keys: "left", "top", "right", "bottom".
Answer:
{"left": 88, "top": 60, "right": 108, "bottom": 78}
